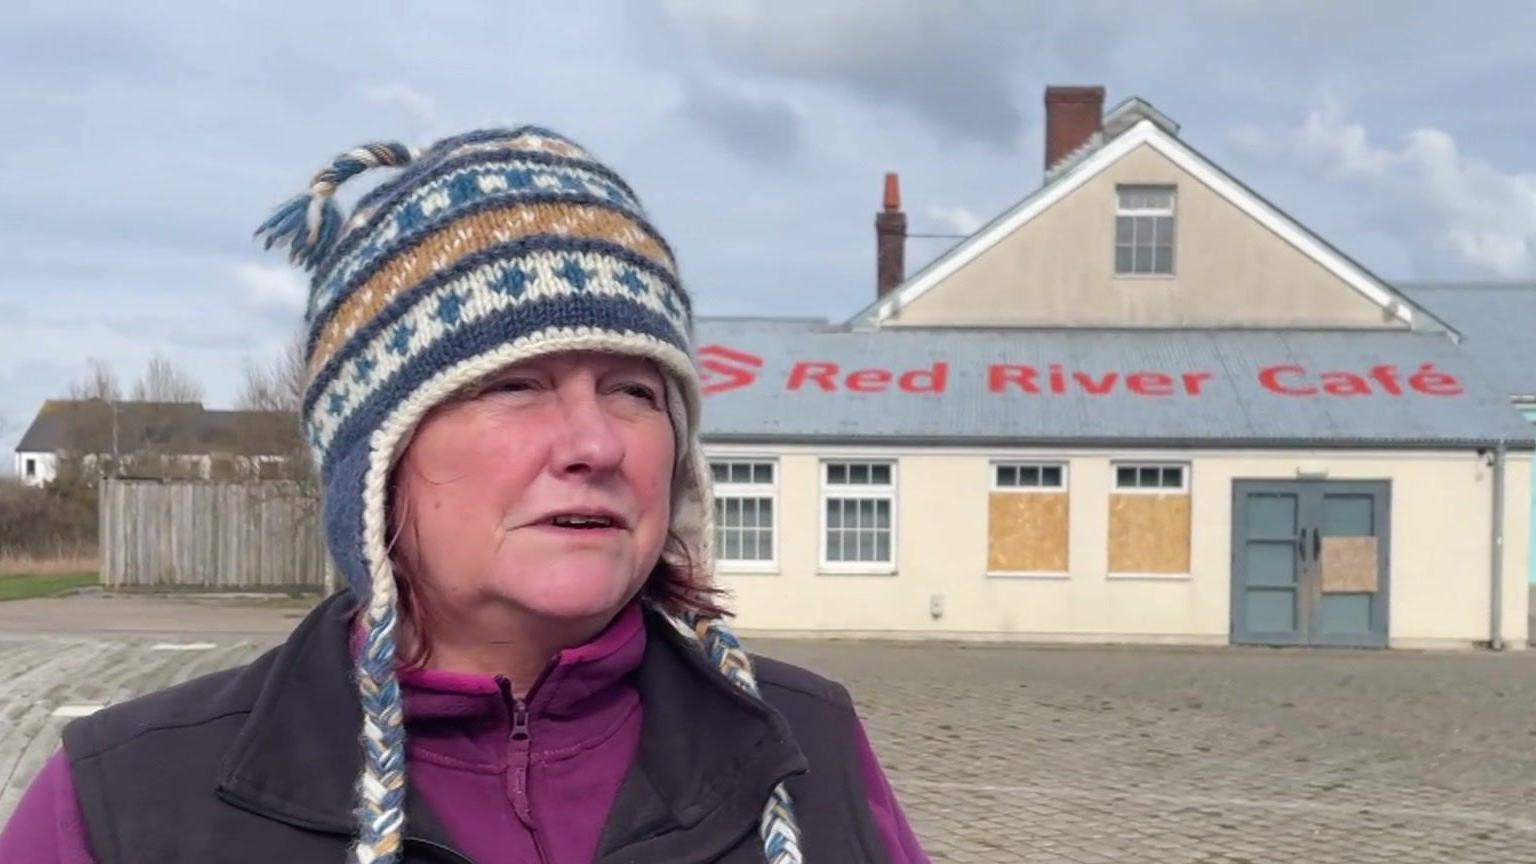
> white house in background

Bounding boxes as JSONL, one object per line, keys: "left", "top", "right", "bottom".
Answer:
{"left": 14, "top": 449, "right": 57, "bottom": 487}
{"left": 13, "top": 399, "right": 302, "bottom": 487}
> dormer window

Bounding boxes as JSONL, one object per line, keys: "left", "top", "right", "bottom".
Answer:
{"left": 1115, "top": 185, "right": 1176, "bottom": 276}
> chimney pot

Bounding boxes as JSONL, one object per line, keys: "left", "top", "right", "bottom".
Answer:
{"left": 875, "top": 172, "right": 907, "bottom": 299}
{"left": 1044, "top": 85, "right": 1105, "bottom": 175}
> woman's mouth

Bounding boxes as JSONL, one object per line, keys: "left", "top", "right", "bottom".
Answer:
{"left": 530, "top": 510, "right": 628, "bottom": 536}
{"left": 548, "top": 514, "right": 619, "bottom": 529}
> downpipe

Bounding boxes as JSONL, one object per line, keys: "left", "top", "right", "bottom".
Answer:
{"left": 1488, "top": 440, "right": 1507, "bottom": 652}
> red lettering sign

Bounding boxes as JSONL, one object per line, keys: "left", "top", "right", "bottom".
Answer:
{"left": 1259, "top": 364, "right": 1316, "bottom": 395}
{"left": 1127, "top": 372, "right": 1173, "bottom": 396}
{"left": 987, "top": 364, "right": 1215, "bottom": 396}
{"left": 989, "top": 364, "right": 1038, "bottom": 393}
{"left": 698, "top": 344, "right": 763, "bottom": 395}
{"left": 698, "top": 344, "right": 1465, "bottom": 401}
{"left": 1183, "top": 372, "right": 1212, "bottom": 395}
{"left": 787, "top": 362, "right": 839, "bottom": 391}
{"left": 1071, "top": 370, "right": 1118, "bottom": 395}
{"left": 788, "top": 361, "right": 950, "bottom": 393}
{"left": 846, "top": 369, "right": 892, "bottom": 392}
{"left": 900, "top": 362, "right": 948, "bottom": 393}
{"left": 1410, "top": 363, "right": 1463, "bottom": 395}
{"left": 1259, "top": 363, "right": 1462, "bottom": 397}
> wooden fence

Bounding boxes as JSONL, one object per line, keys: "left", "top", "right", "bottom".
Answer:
{"left": 100, "top": 479, "right": 330, "bottom": 591}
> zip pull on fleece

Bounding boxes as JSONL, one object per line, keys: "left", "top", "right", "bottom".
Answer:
{"left": 495, "top": 677, "right": 537, "bottom": 825}
{"left": 496, "top": 678, "right": 551, "bottom": 863}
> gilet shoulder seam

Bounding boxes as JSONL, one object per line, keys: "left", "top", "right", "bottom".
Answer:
{"left": 751, "top": 660, "right": 854, "bottom": 711}
{"left": 75, "top": 707, "right": 254, "bottom": 758}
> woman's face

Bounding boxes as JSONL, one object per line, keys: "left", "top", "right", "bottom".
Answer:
{"left": 392, "top": 351, "right": 675, "bottom": 628}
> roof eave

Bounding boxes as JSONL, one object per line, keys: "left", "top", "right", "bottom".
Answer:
{"left": 702, "top": 432, "right": 1536, "bottom": 451}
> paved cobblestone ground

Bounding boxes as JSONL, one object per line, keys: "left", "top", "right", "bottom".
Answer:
{"left": 3, "top": 595, "right": 1534, "bottom": 863}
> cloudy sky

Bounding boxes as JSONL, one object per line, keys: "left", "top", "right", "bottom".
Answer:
{"left": 4, "top": 1, "right": 1536, "bottom": 462}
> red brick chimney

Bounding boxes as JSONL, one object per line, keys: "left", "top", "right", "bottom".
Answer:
{"left": 1044, "top": 85, "right": 1105, "bottom": 175}
{"left": 875, "top": 172, "right": 906, "bottom": 299}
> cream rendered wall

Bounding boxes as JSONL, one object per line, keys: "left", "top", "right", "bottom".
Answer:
{"left": 889, "top": 145, "right": 1403, "bottom": 329}
{"left": 711, "top": 445, "right": 1529, "bottom": 650}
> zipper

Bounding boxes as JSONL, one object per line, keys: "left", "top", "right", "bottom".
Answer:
{"left": 511, "top": 698, "right": 531, "bottom": 743}
{"left": 498, "top": 676, "right": 552, "bottom": 864}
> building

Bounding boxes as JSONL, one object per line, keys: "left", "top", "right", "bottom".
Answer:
{"left": 13, "top": 400, "right": 302, "bottom": 486}
{"left": 1395, "top": 282, "right": 1536, "bottom": 584}
{"left": 699, "top": 87, "right": 1533, "bottom": 650}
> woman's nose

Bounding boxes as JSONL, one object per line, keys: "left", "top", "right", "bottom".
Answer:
{"left": 550, "top": 392, "right": 625, "bottom": 477}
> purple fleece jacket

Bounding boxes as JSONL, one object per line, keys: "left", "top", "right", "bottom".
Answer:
{"left": 0, "top": 603, "right": 928, "bottom": 863}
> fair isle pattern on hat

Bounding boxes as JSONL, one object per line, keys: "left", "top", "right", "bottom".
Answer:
{"left": 255, "top": 127, "right": 801, "bottom": 864}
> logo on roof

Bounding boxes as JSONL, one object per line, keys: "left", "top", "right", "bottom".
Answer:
{"left": 698, "top": 344, "right": 763, "bottom": 396}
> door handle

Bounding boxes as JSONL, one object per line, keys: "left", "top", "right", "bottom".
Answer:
{"left": 1297, "top": 528, "right": 1308, "bottom": 561}
{"left": 1313, "top": 529, "right": 1321, "bottom": 560}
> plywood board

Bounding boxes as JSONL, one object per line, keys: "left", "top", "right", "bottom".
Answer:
{"left": 1108, "top": 494, "right": 1191, "bottom": 574}
{"left": 988, "top": 493, "right": 1068, "bottom": 572}
{"left": 1321, "top": 536, "right": 1379, "bottom": 593}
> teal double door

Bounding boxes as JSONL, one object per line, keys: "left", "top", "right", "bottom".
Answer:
{"left": 1231, "top": 480, "right": 1390, "bottom": 648}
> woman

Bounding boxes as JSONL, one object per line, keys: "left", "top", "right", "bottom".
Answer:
{"left": 0, "top": 128, "right": 928, "bottom": 863}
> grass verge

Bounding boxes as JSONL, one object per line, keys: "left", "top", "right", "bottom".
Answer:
{"left": 0, "top": 571, "right": 99, "bottom": 602}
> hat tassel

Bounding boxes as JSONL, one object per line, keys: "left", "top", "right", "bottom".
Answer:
{"left": 255, "top": 142, "right": 416, "bottom": 272}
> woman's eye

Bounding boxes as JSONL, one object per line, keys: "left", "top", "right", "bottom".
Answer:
{"left": 618, "top": 383, "right": 660, "bottom": 405}
{"left": 489, "top": 378, "right": 539, "bottom": 394}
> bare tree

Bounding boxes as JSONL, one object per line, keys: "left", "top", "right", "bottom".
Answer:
{"left": 131, "top": 353, "right": 204, "bottom": 403}
{"left": 237, "top": 332, "right": 308, "bottom": 412}
{"left": 234, "top": 332, "right": 315, "bottom": 488}
{"left": 66, "top": 358, "right": 123, "bottom": 401}
{"left": 56, "top": 359, "right": 122, "bottom": 486}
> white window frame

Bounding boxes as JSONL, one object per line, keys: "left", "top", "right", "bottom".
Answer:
{"left": 819, "top": 459, "right": 897, "bottom": 575}
{"left": 1115, "top": 184, "right": 1176, "bottom": 277}
{"left": 254, "top": 455, "right": 287, "bottom": 481}
{"left": 990, "top": 461, "right": 1069, "bottom": 492}
{"left": 1112, "top": 462, "right": 1189, "bottom": 493}
{"left": 24, "top": 457, "right": 36, "bottom": 479}
{"left": 710, "top": 458, "right": 779, "bottom": 573}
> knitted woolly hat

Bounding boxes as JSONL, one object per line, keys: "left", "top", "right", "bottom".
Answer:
{"left": 257, "top": 128, "right": 801, "bottom": 864}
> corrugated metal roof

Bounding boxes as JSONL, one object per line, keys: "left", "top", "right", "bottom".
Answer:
{"left": 695, "top": 321, "right": 1535, "bottom": 448}
{"left": 1397, "top": 282, "right": 1536, "bottom": 400}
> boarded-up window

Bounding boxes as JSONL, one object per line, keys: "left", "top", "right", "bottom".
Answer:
{"left": 988, "top": 462, "right": 1068, "bottom": 573}
{"left": 1109, "top": 463, "right": 1190, "bottom": 573}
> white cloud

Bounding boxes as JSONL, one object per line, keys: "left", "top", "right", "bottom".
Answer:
{"left": 230, "top": 261, "right": 308, "bottom": 313}
{"left": 1232, "top": 96, "right": 1536, "bottom": 277}
{"left": 362, "top": 82, "right": 440, "bottom": 134}
{"left": 925, "top": 205, "right": 983, "bottom": 236}
{"left": 1228, "top": 123, "right": 1277, "bottom": 156}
